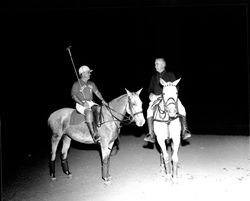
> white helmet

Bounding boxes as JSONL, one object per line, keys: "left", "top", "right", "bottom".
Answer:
{"left": 78, "top": 65, "right": 93, "bottom": 75}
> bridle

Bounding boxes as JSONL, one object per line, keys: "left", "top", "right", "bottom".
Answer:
{"left": 102, "top": 94, "right": 143, "bottom": 127}
{"left": 155, "top": 91, "right": 179, "bottom": 124}
{"left": 163, "top": 96, "right": 178, "bottom": 112}
{"left": 126, "top": 96, "right": 143, "bottom": 123}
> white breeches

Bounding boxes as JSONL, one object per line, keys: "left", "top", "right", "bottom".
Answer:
{"left": 76, "top": 101, "right": 97, "bottom": 114}
{"left": 147, "top": 94, "right": 186, "bottom": 118}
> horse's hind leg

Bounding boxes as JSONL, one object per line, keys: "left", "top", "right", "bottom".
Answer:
{"left": 160, "top": 153, "right": 165, "bottom": 174}
{"left": 61, "top": 135, "right": 72, "bottom": 177}
{"left": 50, "top": 133, "right": 62, "bottom": 180}
{"left": 158, "top": 139, "right": 171, "bottom": 179}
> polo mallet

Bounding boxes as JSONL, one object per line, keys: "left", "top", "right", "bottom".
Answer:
{"left": 66, "top": 45, "right": 82, "bottom": 88}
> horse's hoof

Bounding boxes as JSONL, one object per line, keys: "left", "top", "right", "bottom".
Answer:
{"left": 164, "top": 174, "right": 173, "bottom": 182}
{"left": 172, "top": 178, "right": 178, "bottom": 185}
{"left": 102, "top": 176, "right": 112, "bottom": 185}
{"left": 50, "top": 176, "right": 56, "bottom": 181}
{"left": 102, "top": 177, "right": 111, "bottom": 181}
{"left": 160, "top": 166, "right": 165, "bottom": 176}
{"left": 64, "top": 171, "right": 72, "bottom": 178}
{"left": 107, "top": 175, "right": 112, "bottom": 180}
{"left": 160, "top": 171, "right": 166, "bottom": 177}
{"left": 104, "top": 179, "right": 111, "bottom": 185}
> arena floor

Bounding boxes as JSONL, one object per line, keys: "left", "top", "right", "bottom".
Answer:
{"left": 3, "top": 134, "right": 250, "bottom": 201}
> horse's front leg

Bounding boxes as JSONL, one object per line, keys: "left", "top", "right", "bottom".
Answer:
{"left": 160, "top": 153, "right": 165, "bottom": 174}
{"left": 101, "top": 141, "right": 114, "bottom": 183}
{"left": 157, "top": 138, "right": 171, "bottom": 179}
{"left": 170, "top": 122, "right": 181, "bottom": 183}
{"left": 171, "top": 134, "right": 181, "bottom": 182}
{"left": 61, "top": 135, "right": 72, "bottom": 178}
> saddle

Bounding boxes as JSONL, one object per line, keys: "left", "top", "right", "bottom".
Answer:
{"left": 69, "top": 105, "right": 103, "bottom": 126}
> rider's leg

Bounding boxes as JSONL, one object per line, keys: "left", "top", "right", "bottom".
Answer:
{"left": 85, "top": 109, "right": 101, "bottom": 143}
{"left": 91, "top": 105, "right": 99, "bottom": 127}
{"left": 144, "top": 116, "right": 155, "bottom": 143}
{"left": 177, "top": 99, "right": 191, "bottom": 140}
{"left": 144, "top": 100, "right": 156, "bottom": 143}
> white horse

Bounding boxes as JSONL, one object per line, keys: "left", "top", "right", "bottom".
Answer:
{"left": 48, "top": 89, "right": 145, "bottom": 183}
{"left": 153, "top": 78, "right": 182, "bottom": 182}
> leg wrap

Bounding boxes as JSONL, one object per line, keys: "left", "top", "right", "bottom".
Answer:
{"left": 102, "top": 157, "right": 111, "bottom": 181}
{"left": 49, "top": 160, "right": 55, "bottom": 177}
{"left": 102, "top": 162, "right": 108, "bottom": 180}
{"left": 61, "top": 159, "right": 71, "bottom": 175}
{"left": 173, "top": 162, "right": 178, "bottom": 179}
{"left": 164, "top": 158, "right": 171, "bottom": 175}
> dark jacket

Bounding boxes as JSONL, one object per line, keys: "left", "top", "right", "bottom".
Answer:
{"left": 148, "top": 70, "right": 176, "bottom": 95}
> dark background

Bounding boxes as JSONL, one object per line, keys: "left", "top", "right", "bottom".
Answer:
{"left": 1, "top": 0, "right": 249, "bottom": 182}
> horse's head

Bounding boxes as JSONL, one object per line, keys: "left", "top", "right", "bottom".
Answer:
{"left": 160, "top": 78, "right": 181, "bottom": 118}
{"left": 125, "top": 88, "right": 145, "bottom": 127}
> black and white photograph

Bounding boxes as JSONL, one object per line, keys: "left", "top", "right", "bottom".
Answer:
{"left": 1, "top": 0, "right": 249, "bottom": 201}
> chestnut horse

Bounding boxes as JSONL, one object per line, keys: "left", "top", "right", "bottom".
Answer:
{"left": 48, "top": 89, "right": 145, "bottom": 183}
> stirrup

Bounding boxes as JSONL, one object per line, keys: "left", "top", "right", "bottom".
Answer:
{"left": 93, "top": 134, "right": 101, "bottom": 143}
{"left": 182, "top": 130, "right": 191, "bottom": 140}
{"left": 144, "top": 133, "right": 155, "bottom": 143}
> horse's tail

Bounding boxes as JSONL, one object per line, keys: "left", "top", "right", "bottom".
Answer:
{"left": 48, "top": 108, "right": 73, "bottom": 135}
{"left": 48, "top": 112, "right": 63, "bottom": 135}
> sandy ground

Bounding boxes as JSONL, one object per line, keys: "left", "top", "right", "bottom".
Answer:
{"left": 3, "top": 134, "right": 250, "bottom": 201}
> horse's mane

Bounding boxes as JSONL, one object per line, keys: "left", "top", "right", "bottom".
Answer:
{"left": 109, "top": 94, "right": 127, "bottom": 106}
{"left": 104, "top": 94, "right": 128, "bottom": 117}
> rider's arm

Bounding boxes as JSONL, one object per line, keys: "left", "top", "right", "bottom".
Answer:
{"left": 92, "top": 83, "right": 107, "bottom": 105}
{"left": 95, "top": 90, "right": 105, "bottom": 102}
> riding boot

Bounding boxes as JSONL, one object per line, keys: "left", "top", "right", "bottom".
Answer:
{"left": 91, "top": 105, "right": 99, "bottom": 127}
{"left": 144, "top": 117, "right": 155, "bottom": 143}
{"left": 180, "top": 115, "right": 191, "bottom": 140}
{"left": 85, "top": 110, "right": 101, "bottom": 143}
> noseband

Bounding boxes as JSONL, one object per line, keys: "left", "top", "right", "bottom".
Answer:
{"left": 163, "top": 97, "right": 177, "bottom": 110}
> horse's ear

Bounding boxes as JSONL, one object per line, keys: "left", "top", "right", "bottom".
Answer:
{"left": 160, "top": 78, "right": 167, "bottom": 86}
{"left": 173, "top": 78, "right": 181, "bottom": 86}
{"left": 136, "top": 88, "right": 143, "bottom": 96}
{"left": 125, "top": 88, "right": 132, "bottom": 96}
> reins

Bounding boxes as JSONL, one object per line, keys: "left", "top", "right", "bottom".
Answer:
{"left": 154, "top": 94, "right": 180, "bottom": 124}
{"left": 154, "top": 115, "right": 180, "bottom": 125}
{"left": 104, "top": 105, "right": 133, "bottom": 126}
{"left": 98, "top": 95, "right": 143, "bottom": 128}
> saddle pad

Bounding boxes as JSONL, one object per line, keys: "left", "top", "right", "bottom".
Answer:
{"left": 70, "top": 110, "right": 85, "bottom": 125}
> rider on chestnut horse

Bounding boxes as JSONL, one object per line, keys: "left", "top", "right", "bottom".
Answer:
{"left": 71, "top": 65, "right": 108, "bottom": 143}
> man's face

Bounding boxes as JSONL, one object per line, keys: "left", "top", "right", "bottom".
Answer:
{"left": 81, "top": 71, "right": 91, "bottom": 80}
{"left": 155, "top": 59, "right": 166, "bottom": 73}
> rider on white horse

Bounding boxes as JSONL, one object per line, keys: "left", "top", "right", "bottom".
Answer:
{"left": 144, "top": 58, "right": 191, "bottom": 143}
{"left": 71, "top": 65, "right": 108, "bottom": 143}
